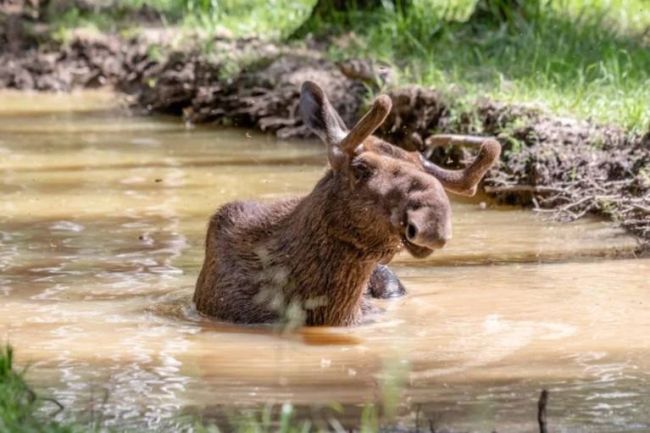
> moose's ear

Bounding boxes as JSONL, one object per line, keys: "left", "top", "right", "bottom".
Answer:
{"left": 300, "top": 81, "right": 348, "bottom": 145}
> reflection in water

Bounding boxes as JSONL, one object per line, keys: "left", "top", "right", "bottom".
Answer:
{"left": 0, "top": 91, "right": 648, "bottom": 432}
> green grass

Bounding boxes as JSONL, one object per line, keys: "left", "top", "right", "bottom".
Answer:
{"left": 181, "top": 0, "right": 314, "bottom": 38}
{"left": 48, "top": 0, "right": 314, "bottom": 39}
{"left": 0, "top": 346, "right": 80, "bottom": 433}
{"left": 304, "top": 0, "right": 650, "bottom": 132}
{"left": 46, "top": 0, "right": 649, "bottom": 132}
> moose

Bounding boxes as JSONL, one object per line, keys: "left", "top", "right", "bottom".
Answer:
{"left": 193, "top": 81, "right": 501, "bottom": 326}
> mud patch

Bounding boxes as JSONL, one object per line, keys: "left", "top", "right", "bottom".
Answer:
{"left": 138, "top": 47, "right": 365, "bottom": 139}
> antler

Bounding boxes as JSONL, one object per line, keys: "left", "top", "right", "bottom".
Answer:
{"left": 421, "top": 134, "right": 501, "bottom": 196}
{"left": 339, "top": 95, "right": 392, "bottom": 156}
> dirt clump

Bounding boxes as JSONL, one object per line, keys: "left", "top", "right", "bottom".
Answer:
{"left": 0, "top": 27, "right": 155, "bottom": 90}
{"left": 485, "top": 110, "right": 649, "bottom": 245}
{"left": 137, "top": 42, "right": 364, "bottom": 139}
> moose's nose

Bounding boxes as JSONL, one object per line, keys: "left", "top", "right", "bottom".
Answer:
{"left": 405, "top": 209, "right": 451, "bottom": 249}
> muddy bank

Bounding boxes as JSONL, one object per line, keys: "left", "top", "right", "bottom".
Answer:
{"left": 0, "top": 21, "right": 647, "bottom": 248}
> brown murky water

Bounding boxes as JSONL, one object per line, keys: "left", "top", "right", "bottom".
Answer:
{"left": 1, "top": 91, "right": 649, "bottom": 432}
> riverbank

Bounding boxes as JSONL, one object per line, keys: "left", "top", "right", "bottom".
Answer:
{"left": 0, "top": 14, "right": 647, "bottom": 250}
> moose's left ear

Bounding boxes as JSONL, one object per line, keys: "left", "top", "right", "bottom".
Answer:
{"left": 300, "top": 81, "right": 348, "bottom": 146}
{"left": 300, "top": 81, "right": 392, "bottom": 172}
{"left": 300, "top": 81, "right": 352, "bottom": 170}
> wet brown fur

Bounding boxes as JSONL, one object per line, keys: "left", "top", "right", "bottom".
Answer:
{"left": 193, "top": 82, "right": 500, "bottom": 326}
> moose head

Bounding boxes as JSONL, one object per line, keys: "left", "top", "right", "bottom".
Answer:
{"left": 299, "top": 81, "right": 501, "bottom": 259}
{"left": 193, "top": 81, "right": 501, "bottom": 326}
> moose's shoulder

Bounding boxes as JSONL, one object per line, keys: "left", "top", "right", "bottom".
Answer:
{"left": 210, "top": 197, "right": 302, "bottom": 229}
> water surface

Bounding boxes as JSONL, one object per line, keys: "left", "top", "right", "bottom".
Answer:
{"left": 1, "top": 91, "right": 648, "bottom": 432}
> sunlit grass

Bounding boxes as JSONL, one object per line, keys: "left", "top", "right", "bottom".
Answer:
{"left": 49, "top": 0, "right": 314, "bottom": 39}
{"left": 0, "top": 346, "right": 79, "bottom": 433}
{"left": 180, "top": 0, "right": 314, "bottom": 38}
{"left": 314, "top": 0, "right": 650, "bottom": 132}
{"left": 46, "top": 0, "right": 650, "bottom": 131}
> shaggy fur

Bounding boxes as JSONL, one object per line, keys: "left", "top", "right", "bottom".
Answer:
{"left": 193, "top": 81, "right": 500, "bottom": 326}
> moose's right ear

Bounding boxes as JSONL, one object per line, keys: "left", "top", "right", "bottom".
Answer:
{"left": 300, "top": 81, "right": 348, "bottom": 145}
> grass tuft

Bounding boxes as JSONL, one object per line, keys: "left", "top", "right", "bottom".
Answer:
{"left": 45, "top": 0, "right": 650, "bottom": 131}
{"left": 304, "top": 0, "right": 650, "bottom": 132}
{"left": 0, "top": 345, "right": 79, "bottom": 433}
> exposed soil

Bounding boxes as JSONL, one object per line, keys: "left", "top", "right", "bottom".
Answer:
{"left": 1, "top": 17, "right": 647, "bottom": 250}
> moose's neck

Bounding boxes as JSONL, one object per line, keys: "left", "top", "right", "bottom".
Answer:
{"left": 274, "top": 171, "right": 398, "bottom": 325}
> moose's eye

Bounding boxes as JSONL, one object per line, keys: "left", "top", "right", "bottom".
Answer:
{"left": 351, "top": 159, "right": 373, "bottom": 182}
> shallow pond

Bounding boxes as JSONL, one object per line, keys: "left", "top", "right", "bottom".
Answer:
{"left": 1, "top": 91, "right": 649, "bottom": 432}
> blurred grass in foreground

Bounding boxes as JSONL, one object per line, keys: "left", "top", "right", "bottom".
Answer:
{"left": 0, "top": 346, "right": 78, "bottom": 433}
{"left": 0, "top": 345, "right": 399, "bottom": 433}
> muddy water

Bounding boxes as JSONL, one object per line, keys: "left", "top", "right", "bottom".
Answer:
{"left": 1, "top": 91, "right": 648, "bottom": 432}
